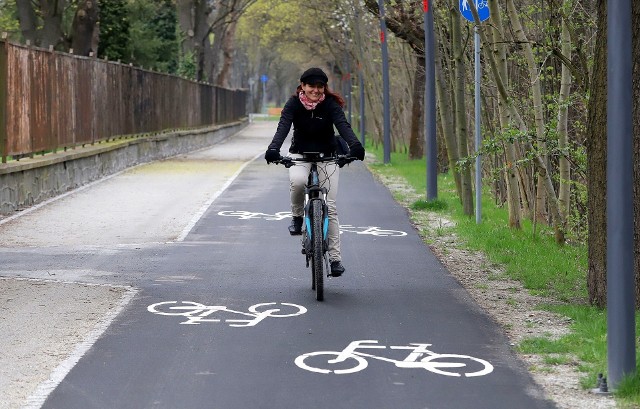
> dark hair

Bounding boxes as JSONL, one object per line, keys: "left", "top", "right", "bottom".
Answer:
{"left": 295, "top": 84, "right": 346, "bottom": 108}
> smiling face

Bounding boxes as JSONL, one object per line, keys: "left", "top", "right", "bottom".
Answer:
{"left": 301, "top": 82, "right": 325, "bottom": 102}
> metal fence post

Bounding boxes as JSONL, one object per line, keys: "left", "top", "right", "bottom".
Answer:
{"left": 378, "top": 0, "right": 391, "bottom": 164}
{"left": 606, "top": 0, "right": 635, "bottom": 390}
{"left": 0, "top": 35, "right": 8, "bottom": 163}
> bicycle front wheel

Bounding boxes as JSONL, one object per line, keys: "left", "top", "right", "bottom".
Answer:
{"left": 311, "top": 199, "right": 324, "bottom": 301}
{"left": 420, "top": 354, "right": 494, "bottom": 377}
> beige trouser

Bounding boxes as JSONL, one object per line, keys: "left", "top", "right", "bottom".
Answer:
{"left": 289, "top": 154, "right": 341, "bottom": 262}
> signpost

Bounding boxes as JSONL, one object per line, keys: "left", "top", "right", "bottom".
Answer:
{"left": 460, "top": 0, "right": 489, "bottom": 223}
{"left": 424, "top": 0, "right": 437, "bottom": 200}
{"left": 378, "top": 0, "right": 391, "bottom": 164}
{"left": 260, "top": 74, "right": 268, "bottom": 114}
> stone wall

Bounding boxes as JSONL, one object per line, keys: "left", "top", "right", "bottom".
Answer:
{"left": 0, "top": 121, "right": 247, "bottom": 216}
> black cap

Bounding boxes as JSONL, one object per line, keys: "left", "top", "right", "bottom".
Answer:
{"left": 300, "top": 67, "right": 328, "bottom": 85}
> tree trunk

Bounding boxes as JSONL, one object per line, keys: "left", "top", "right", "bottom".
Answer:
{"left": 408, "top": 55, "right": 425, "bottom": 160}
{"left": 71, "top": 0, "right": 100, "bottom": 56}
{"left": 505, "top": 0, "right": 549, "bottom": 225}
{"left": 451, "top": 0, "right": 473, "bottom": 215}
{"left": 486, "top": 0, "right": 522, "bottom": 229}
{"left": 214, "top": 19, "right": 238, "bottom": 87}
{"left": 557, "top": 15, "right": 572, "bottom": 223}
{"left": 15, "top": 0, "right": 39, "bottom": 45}
{"left": 504, "top": 0, "right": 564, "bottom": 242}
{"left": 177, "top": 0, "right": 212, "bottom": 81}
{"left": 435, "top": 43, "right": 462, "bottom": 198}
{"left": 40, "top": 0, "right": 66, "bottom": 50}
{"left": 586, "top": 0, "right": 607, "bottom": 307}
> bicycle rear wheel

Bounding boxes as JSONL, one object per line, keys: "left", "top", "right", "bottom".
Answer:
{"left": 311, "top": 199, "right": 324, "bottom": 301}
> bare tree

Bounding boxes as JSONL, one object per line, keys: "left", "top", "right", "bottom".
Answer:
{"left": 586, "top": 0, "right": 607, "bottom": 307}
{"left": 71, "top": 0, "right": 100, "bottom": 56}
{"left": 449, "top": 0, "right": 473, "bottom": 214}
{"left": 484, "top": 0, "right": 522, "bottom": 229}
{"left": 363, "top": 0, "right": 428, "bottom": 160}
{"left": 178, "top": 0, "right": 254, "bottom": 83}
{"left": 557, "top": 10, "right": 572, "bottom": 223}
{"left": 15, "top": 0, "right": 67, "bottom": 49}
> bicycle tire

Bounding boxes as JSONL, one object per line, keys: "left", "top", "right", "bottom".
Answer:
{"left": 311, "top": 199, "right": 324, "bottom": 301}
{"left": 147, "top": 301, "right": 206, "bottom": 316}
{"left": 248, "top": 302, "right": 308, "bottom": 317}
{"left": 419, "top": 354, "right": 494, "bottom": 377}
{"left": 294, "top": 351, "right": 368, "bottom": 374}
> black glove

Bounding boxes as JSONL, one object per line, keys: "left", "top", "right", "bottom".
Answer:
{"left": 350, "top": 143, "right": 365, "bottom": 161}
{"left": 265, "top": 149, "right": 281, "bottom": 164}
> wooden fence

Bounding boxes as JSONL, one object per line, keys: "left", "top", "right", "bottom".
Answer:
{"left": 0, "top": 39, "right": 247, "bottom": 163}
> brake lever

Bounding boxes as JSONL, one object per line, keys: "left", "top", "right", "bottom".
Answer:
{"left": 279, "top": 157, "right": 294, "bottom": 168}
{"left": 336, "top": 156, "right": 354, "bottom": 168}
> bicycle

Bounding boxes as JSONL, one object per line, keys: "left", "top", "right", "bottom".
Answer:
{"left": 294, "top": 340, "right": 494, "bottom": 377}
{"left": 275, "top": 153, "right": 355, "bottom": 301}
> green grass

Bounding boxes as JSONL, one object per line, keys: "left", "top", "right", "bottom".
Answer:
{"left": 365, "top": 143, "right": 640, "bottom": 406}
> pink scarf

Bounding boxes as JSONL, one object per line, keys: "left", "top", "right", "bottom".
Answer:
{"left": 299, "top": 91, "right": 325, "bottom": 110}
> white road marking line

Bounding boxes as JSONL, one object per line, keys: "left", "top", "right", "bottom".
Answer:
{"left": 174, "top": 152, "right": 263, "bottom": 242}
{"left": 21, "top": 281, "right": 138, "bottom": 409}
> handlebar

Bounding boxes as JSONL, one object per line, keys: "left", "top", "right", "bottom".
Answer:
{"left": 274, "top": 154, "right": 356, "bottom": 168}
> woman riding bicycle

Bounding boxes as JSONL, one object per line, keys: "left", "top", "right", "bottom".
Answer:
{"left": 264, "top": 67, "right": 365, "bottom": 277}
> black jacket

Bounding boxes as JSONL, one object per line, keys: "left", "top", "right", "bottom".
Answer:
{"left": 268, "top": 94, "right": 361, "bottom": 155}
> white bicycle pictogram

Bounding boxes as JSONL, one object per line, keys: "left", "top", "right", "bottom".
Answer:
{"left": 147, "top": 301, "right": 307, "bottom": 326}
{"left": 217, "top": 210, "right": 292, "bottom": 220}
{"left": 295, "top": 340, "right": 494, "bottom": 377}
{"left": 217, "top": 211, "right": 407, "bottom": 237}
{"left": 461, "top": 0, "right": 489, "bottom": 11}
{"left": 339, "top": 225, "right": 407, "bottom": 237}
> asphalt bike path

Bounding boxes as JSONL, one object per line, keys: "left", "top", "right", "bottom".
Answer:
{"left": 1, "top": 123, "right": 554, "bottom": 408}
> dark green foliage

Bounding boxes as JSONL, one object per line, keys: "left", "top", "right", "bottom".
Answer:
{"left": 127, "top": 0, "right": 168, "bottom": 71}
{"left": 98, "top": 0, "right": 178, "bottom": 74}
{"left": 149, "top": 0, "right": 178, "bottom": 73}
{"left": 98, "top": 0, "right": 130, "bottom": 61}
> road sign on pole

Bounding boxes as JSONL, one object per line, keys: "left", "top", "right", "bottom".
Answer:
{"left": 423, "top": 0, "right": 437, "bottom": 200}
{"left": 460, "top": 0, "right": 490, "bottom": 22}
{"left": 460, "top": 0, "right": 489, "bottom": 222}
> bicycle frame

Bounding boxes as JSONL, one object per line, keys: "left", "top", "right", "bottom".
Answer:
{"left": 328, "top": 340, "right": 433, "bottom": 366}
{"left": 276, "top": 153, "right": 354, "bottom": 301}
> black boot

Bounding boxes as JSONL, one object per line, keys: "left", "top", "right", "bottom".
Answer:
{"left": 288, "top": 216, "right": 303, "bottom": 235}
{"left": 330, "top": 261, "right": 345, "bottom": 277}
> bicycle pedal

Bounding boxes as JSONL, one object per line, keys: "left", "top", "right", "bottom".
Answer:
{"left": 301, "top": 248, "right": 306, "bottom": 254}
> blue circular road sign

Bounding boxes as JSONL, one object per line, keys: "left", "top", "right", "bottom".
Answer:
{"left": 460, "top": 0, "right": 490, "bottom": 22}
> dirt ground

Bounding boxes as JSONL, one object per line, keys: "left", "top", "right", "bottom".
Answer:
{"left": 0, "top": 278, "right": 135, "bottom": 409}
